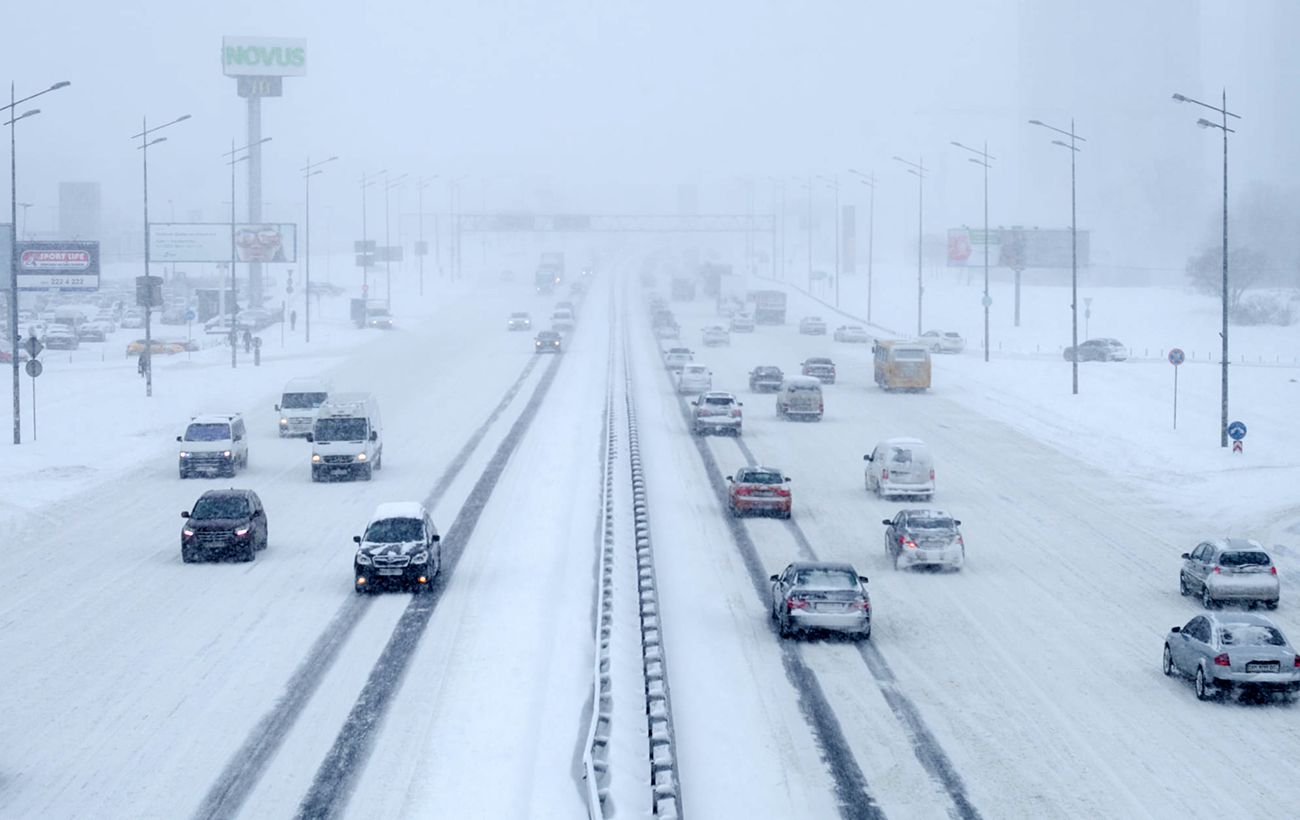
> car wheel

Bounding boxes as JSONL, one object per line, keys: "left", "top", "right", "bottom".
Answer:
{"left": 182, "top": 547, "right": 197, "bottom": 564}
{"left": 179, "top": 468, "right": 189, "bottom": 480}
{"left": 1162, "top": 645, "right": 1175, "bottom": 676}
{"left": 240, "top": 541, "right": 256, "bottom": 562}
{"left": 375, "top": 451, "right": 383, "bottom": 470}
{"left": 311, "top": 467, "right": 321, "bottom": 483}
{"left": 1179, "top": 574, "right": 1190, "bottom": 596}
{"left": 360, "top": 464, "right": 373, "bottom": 481}
{"left": 858, "top": 623, "right": 871, "bottom": 641}
{"left": 1201, "top": 586, "right": 1216, "bottom": 609}
{"left": 777, "top": 613, "right": 792, "bottom": 638}
{"left": 1194, "top": 667, "right": 1214, "bottom": 701}
{"left": 781, "top": 509, "right": 791, "bottom": 520}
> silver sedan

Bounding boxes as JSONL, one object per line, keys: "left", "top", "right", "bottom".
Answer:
{"left": 769, "top": 562, "right": 871, "bottom": 639}
{"left": 1163, "top": 612, "right": 1300, "bottom": 701}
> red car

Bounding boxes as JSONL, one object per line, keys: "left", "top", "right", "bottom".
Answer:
{"left": 726, "top": 466, "right": 792, "bottom": 518}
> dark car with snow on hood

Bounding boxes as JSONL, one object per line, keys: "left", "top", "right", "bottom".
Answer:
{"left": 353, "top": 502, "right": 442, "bottom": 593}
{"left": 181, "top": 488, "right": 268, "bottom": 563}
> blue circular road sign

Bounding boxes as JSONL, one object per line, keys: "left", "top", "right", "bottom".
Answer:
{"left": 1227, "top": 421, "right": 1247, "bottom": 441}
{"left": 1168, "top": 348, "right": 1185, "bottom": 366}
{"left": 184, "top": 309, "right": 197, "bottom": 323}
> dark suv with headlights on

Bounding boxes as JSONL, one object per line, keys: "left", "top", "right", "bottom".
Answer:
{"left": 353, "top": 502, "right": 442, "bottom": 593}
{"left": 181, "top": 489, "right": 268, "bottom": 563}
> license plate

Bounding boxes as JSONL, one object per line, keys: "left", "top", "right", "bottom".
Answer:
{"left": 377, "top": 568, "right": 403, "bottom": 576}
{"left": 1246, "top": 662, "right": 1279, "bottom": 673}
{"left": 815, "top": 602, "right": 846, "bottom": 613}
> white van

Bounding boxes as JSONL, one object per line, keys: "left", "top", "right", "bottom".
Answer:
{"left": 276, "top": 377, "right": 333, "bottom": 437}
{"left": 308, "top": 393, "right": 383, "bottom": 482}
{"left": 177, "top": 413, "right": 249, "bottom": 478}
{"left": 864, "top": 437, "right": 935, "bottom": 499}
{"left": 775, "top": 376, "right": 824, "bottom": 421}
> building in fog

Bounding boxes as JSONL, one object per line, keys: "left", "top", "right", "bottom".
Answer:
{"left": 59, "top": 181, "right": 101, "bottom": 240}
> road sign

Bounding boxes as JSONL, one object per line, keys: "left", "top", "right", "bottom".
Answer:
{"left": 1168, "top": 348, "right": 1185, "bottom": 366}
{"left": 981, "top": 294, "right": 992, "bottom": 307}
{"left": 286, "top": 283, "right": 294, "bottom": 294}
{"left": 23, "top": 335, "right": 43, "bottom": 358}
{"left": 1232, "top": 440, "right": 1243, "bottom": 453}
{"left": 184, "top": 309, "right": 197, "bottom": 323}
{"left": 25, "top": 359, "right": 42, "bottom": 378}
{"left": 361, "top": 283, "right": 369, "bottom": 295}
{"left": 1227, "top": 421, "right": 1247, "bottom": 441}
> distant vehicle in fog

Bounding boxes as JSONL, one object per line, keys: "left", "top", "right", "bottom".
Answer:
{"left": 775, "top": 376, "right": 823, "bottom": 420}
{"left": 798, "top": 316, "right": 827, "bottom": 335}
{"left": 1063, "top": 338, "right": 1127, "bottom": 362}
{"left": 534, "top": 330, "right": 562, "bottom": 353}
{"left": 702, "top": 325, "right": 730, "bottom": 346}
{"left": 834, "top": 325, "right": 871, "bottom": 343}
{"left": 729, "top": 313, "right": 755, "bottom": 333}
{"left": 919, "top": 329, "right": 965, "bottom": 353}
{"left": 748, "top": 365, "right": 784, "bottom": 392}
{"left": 507, "top": 312, "right": 532, "bottom": 331}
{"left": 800, "top": 357, "right": 836, "bottom": 384}
{"left": 676, "top": 364, "right": 712, "bottom": 394}
{"left": 663, "top": 347, "right": 693, "bottom": 372}
{"left": 690, "top": 391, "right": 742, "bottom": 435}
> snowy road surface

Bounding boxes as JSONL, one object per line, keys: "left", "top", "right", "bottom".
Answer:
{"left": 1, "top": 267, "right": 1297, "bottom": 820}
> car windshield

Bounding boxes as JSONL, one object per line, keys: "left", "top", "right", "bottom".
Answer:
{"left": 756, "top": 368, "right": 780, "bottom": 376}
{"left": 511, "top": 313, "right": 529, "bottom": 318}
{"left": 184, "top": 423, "right": 231, "bottom": 442}
{"left": 703, "top": 396, "right": 733, "bottom": 406}
{"left": 894, "top": 348, "right": 928, "bottom": 361}
{"left": 191, "top": 496, "right": 250, "bottom": 520}
{"left": 794, "top": 569, "right": 857, "bottom": 589}
{"left": 742, "top": 471, "right": 783, "bottom": 485}
{"left": 314, "top": 418, "right": 368, "bottom": 441}
{"left": 364, "top": 518, "right": 423, "bottom": 543}
{"left": 911, "top": 517, "right": 954, "bottom": 530}
{"left": 807, "top": 358, "right": 831, "bottom": 365}
{"left": 1220, "top": 551, "right": 1270, "bottom": 567}
{"left": 281, "top": 392, "right": 327, "bottom": 410}
{"left": 1220, "top": 625, "right": 1286, "bottom": 647}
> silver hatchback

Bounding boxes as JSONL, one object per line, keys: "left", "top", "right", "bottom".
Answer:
{"left": 1163, "top": 612, "right": 1300, "bottom": 701}
{"left": 770, "top": 562, "right": 871, "bottom": 639}
{"left": 1180, "top": 539, "right": 1279, "bottom": 610}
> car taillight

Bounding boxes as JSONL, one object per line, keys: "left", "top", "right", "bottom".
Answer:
{"left": 881, "top": 469, "right": 889, "bottom": 480}
{"left": 930, "top": 469, "right": 935, "bottom": 480}
{"left": 900, "top": 537, "right": 917, "bottom": 550}
{"left": 1212, "top": 566, "right": 1221, "bottom": 574}
{"left": 787, "top": 597, "right": 809, "bottom": 610}
{"left": 849, "top": 598, "right": 870, "bottom": 611}
{"left": 734, "top": 486, "right": 752, "bottom": 496}
{"left": 1271, "top": 567, "right": 1278, "bottom": 576}
{"left": 1294, "top": 655, "right": 1300, "bottom": 668}
{"left": 730, "top": 408, "right": 742, "bottom": 417}
{"left": 775, "top": 487, "right": 790, "bottom": 497}
{"left": 956, "top": 534, "right": 964, "bottom": 545}
{"left": 1213, "top": 653, "right": 1231, "bottom": 667}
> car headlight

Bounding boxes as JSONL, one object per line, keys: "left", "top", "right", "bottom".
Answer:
{"left": 179, "top": 451, "right": 191, "bottom": 458}
{"left": 355, "top": 553, "right": 372, "bottom": 566}
{"left": 410, "top": 551, "right": 429, "bottom": 564}
{"left": 234, "top": 526, "right": 251, "bottom": 537}
{"left": 311, "top": 454, "right": 322, "bottom": 463}
{"left": 222, "top": 450, "right": 232, "bottom": 458}
{"left": 356, "top": 453, "right": 367, "bottom": 462}
{"left": 183, "top": 528, "right": 195, "bottom": 538}
{"left": 279, "top": 418, "right": 288, "bottom": 426}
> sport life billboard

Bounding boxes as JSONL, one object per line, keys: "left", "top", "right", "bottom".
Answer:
{"left": 150, "top": 223, "right": 297, "bottom": 263}
{"left": 16, "top": 241, "right": 101, "bottom": 291}
{"left": 222, "top": 36, "right": 307, "bottom": 77}
{"left": 947, "top": 227, "right": 1089, "bottom": 269}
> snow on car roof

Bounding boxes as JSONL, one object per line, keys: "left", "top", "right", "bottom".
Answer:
{"left": 785, "top": 375, "right": 821, "bottom": 386}
{"left": 880, "top": 436, "right": 927, "bottom": 446}
{"left": 369, "top": 501, "right": 426, "bottom": 523}
{"left": 284, "top": 377, "right": 332, "bottom": 391}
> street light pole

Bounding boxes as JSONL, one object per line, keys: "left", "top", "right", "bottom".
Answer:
{"left": 849, "top": 169, "right": 876, "bottom": 323}
{"left": 1173, "top": 90, "right": 1240, "bottom": 448}
{"left": 383, "top": 172, "right": 407, "bottom": 308}
{"left": 817, "top": 175, "right": 841, "bottom": 307}
{"left": 302, "top": 155, "right": 338, "bottom": 345}
{"left": 6, "top": 78, "right": 68, "bottom": 444}
{"left": 225, "top": 136, "right": 272, "bottom": 368}
{"left": 1029, "top": 118, "right": 1086, "bottom": 395}
{"left": 893, "top": 155, "right": 926, "bottom": 336}
{"left": 952, "top": 140, "right": 995, "bottom": 362}
{"left": 805, "top": 176, "right": 813, "bottom": 291}
{"left": 359, "top": 169, "right": 386, "bottom": 300}
{"left": 416, "top": 176, "right": 436, "bottom": 297}
{"left": 133, "top": 112, "right": 190, "bottom": 397}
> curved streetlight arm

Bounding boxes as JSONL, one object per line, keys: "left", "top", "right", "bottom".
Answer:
{"left": 1029, "top": 118, "right": 1087, "bottom": 142}
{"left": 2, "top": 109, "right": 40, "bottom": 126}
{"left": 2, "top": 80, "right": 71, "bottom": 115}
{"left": 1172, "top": 92, "right": 1242, "bottom": 120}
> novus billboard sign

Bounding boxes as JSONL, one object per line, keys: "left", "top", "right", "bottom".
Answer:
{"left": 222, "top": 37, "right": 307, "bottom": 77}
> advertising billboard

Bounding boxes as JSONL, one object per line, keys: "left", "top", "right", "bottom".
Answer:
{"left": 149, "top": 223, "right": 297, "bottom": 263}
{"left": 221, "top": 37, "right": 307, "bottom": 77}
{"left": 947, "top": 227, "right": 1089, "bottom": 269}
{"left": 16, "top": 241, "right": 101, "bottom": 291}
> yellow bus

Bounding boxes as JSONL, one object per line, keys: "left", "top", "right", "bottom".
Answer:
{"left": 873, "top": 340, "right": 932, "bottom": 391}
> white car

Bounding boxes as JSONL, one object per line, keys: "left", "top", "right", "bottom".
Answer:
{"left": 729, "top": 313, "right": 755, "bottom": 333}
{"left": 798, "top": 316, "right": 827, "bottom": 335}
{"left": 702, "top": 325, "right": 730, "bottom": 347}
{"left": 834, "top": 325, "right": 871, "bottom": 343}
{"left": 663, "top": 347, "right": 694, "bottom": 372}
{"left": 864, "top": 437, "right": 935, "bottom": 500}
{"left": 676, "top": 364, "right": 712, "bottom": 394}
{"left": 552, "top": 309, "right": 575, "bottom": 332}
{"left": 919, "top": 330, "right": 965, "bottom": 353}
{"left": 120, "top": 310, "right": 145, "bottom": 329}
{"left": 691, "top": 391, "right": 743, "bottom": 435}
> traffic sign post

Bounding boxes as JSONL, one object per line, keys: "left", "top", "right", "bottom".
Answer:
{"left": 1227, "top": 420, "right": 1246, "bottom": 454}
{"left": 185, "top": 309, "right": 196, "bottom": 362}
{"left": 23, "top": 340, "right": 42, "bottom": 442}
{"left": 1168, "top": 348, "right": 1185, "bottom": 430}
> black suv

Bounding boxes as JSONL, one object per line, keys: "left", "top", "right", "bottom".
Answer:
{"left": 181, "top": 489, "right": 268, "bottom": 563}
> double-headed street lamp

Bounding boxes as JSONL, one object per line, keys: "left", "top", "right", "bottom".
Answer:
{"left": 447, "top": 175, "right": 469, "bottom": 280}
{"left": 416, "top": 176, "right": 437, "bottom": 296}
{"left": 762, "top": 176, "right": 786, "bottom": 281}
{"left": 847, "top": 169, "right": 876, "bottom": 323}
{"left": 1028, "top": 118, "right": 1086, "bottom": 395}
{"left": 225, "top": 136, "right": 272, "bottom": 367}
{"left": 132, "top": 112, "right": 190, "bottom": 397}
{"left": 1172, "top": 90, "right": 1240, "bottom": 448}
{"left": 952, "top": 140, "right": 995, "bottom": 362}
{"left": 816, "top": 174, "right": 841, "bottom": 307}
{"left": 359, "top": 169, "right": 387, "bottom": 298}
{"left": 384, "top": 172, "right": 407, "bottom": 307}
{"left": 6, "top": 79, "right": 69, "bottom": 444}
{"left": 302, "top": 155, "right": 338, "bottom": 344}
{"left": 892, "top": 155, "right": 926, "bottom": 336}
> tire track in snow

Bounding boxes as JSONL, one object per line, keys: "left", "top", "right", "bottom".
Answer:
{"left": 293, "top": 350, "right": 565, "bottom": 819}
{"left": 192, "top": 354, "right": 542, "bottom": 820}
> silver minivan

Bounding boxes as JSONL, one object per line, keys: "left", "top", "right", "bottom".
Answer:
{"left": 775, "top": 376, "right": 823, "bottom": 421}
{"left": 864, "top": 437, "right": 935, "bottom": 499}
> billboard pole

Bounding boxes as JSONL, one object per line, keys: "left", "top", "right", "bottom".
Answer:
{"left": 248, "top": 95, "right": 263, "bottom": 308}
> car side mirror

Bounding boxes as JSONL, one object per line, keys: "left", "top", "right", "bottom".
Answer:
{"left": 370, "top": 431, "right": 378, "bottom": 442}
{"left": 691, "top": 400, "right": 698, "bottom": 406}
{"left": 1170, "top": 626, "right": 1181, "bottom": 633}
{"left": 769, "top": 574, "right": 779, "bottom": 583}
{"left": 431, "top": 534, "right": 441, "bottom": 542}
{"left": 1180, "top": 552, "right": 1190, "bottom": 560}
{"left": 353, "top": 535, "right": 362, "bottom": 544}
{"left": 881, "top": 519, "right": 892, "bottom": 526}
{"left": 176, "top": 435, "right": 183, "bottom": 442}
{"left": 305, "top": 433, "right": 314, "bottom": 442}
{"left": 738, "top": 402, "right": 743, "bottom": 407}
{"left": 181, "top": 511, "right": 190, "bottom": 519}
{"left": 859, "top": 576, "right": 870, "bottom": 584}
{"left": 784, "top": 477, "right": 791, "bottom": 482}
{"left": 274, "top": 404, "right": 281, "bottom": 411}
{"left": 954, "top": 519, "right": 962, "bottom": 526}
{"left": 863, "top": 454, "right": 871, "bottom": 461}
